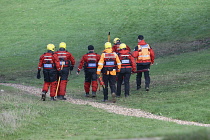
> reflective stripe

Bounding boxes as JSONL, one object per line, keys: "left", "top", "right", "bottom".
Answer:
{"left": 44, "top": 56, "right": 52, "bottom": 57}
{"left": 121, "top": 55, "right": 129, "bottom": 56}
{"left": 98, "top": 63, "right": 104, "bottom": 65}
{"left": 97, "top": 69, "right": 101, "bottom": 72}
{"left": 138, "top": 55, "right": 150, "bottom": 58}
{"left": 88, "top": 58, "right": 96, "bottom": 60}
{"left": 117, "top": 63, "right": 121, "bottom": 65}
{"left": 138, "top": 44, "right": 150, "bottom": 51}
{"left": 44, "top": 59, "right": 52, "bottom": 60}
{"left": 88, "top": 54, "right": 96, "bottom": 56}
{"left": 57, "top": 53, "right": 67, "bottom": 54}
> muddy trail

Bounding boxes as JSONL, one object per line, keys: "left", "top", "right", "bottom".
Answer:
{"left": 1, "top": 83, "right": 209, "bottom": 127}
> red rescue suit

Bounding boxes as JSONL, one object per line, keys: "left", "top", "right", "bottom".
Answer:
{"left": 55, "top": 48, "right": 75, "bottom": 96}
{"left": 117, "top": 49, "right": 136, "bottom": 97}
{"left": 38, "top": 51, "right": 61, "bottom": 97}
{"left": 112, "top": 43, "right": 131, "bottom": 53}
{"left": 77, "top": 51, "right": 101, "bottom": 93}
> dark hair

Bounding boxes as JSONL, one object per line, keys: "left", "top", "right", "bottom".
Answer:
{"left": 138, "top": 35, "right": 144, "bottom": 40}
{"left": 88, "top": 45, "right": 94, "bottom": 50}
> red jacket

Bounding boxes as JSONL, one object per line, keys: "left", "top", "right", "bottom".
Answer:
{"left": 38, "top": 52, "right": 61, "bottom": 71}
{"left": 112, "top": 44, "right": 131, "bottom": 53}
{"left": 118, "top": 49, "right": 136, "bottom": 72}
{"left": 132, "top": 40, "right": 155, "bottom": 64}
{"left": 55, "top": 50, "right": 75, "bottom": 67}
{"left": 77, "top": 51, "right": 101, "bottom": 71}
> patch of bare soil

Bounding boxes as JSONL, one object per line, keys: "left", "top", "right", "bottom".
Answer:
{"left": 0, "top": 83, "right": 210, "bottom": 128}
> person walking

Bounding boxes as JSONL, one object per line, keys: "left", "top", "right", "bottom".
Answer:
{"left": 97, "top": 42, "right": 121, "bottom": 102}
{"left": 54, "top": 42, "right": 75, "bottom": 100}
{"left": 112, "top": 38, "right": 131, "bottom": 53}
{"left": 77, "top": 45, "right": 101, "bottom": 97}
{"left": 37, "top": 44, "right": 61, "bottom": 101}
{"left": 116, "top": 43, "right": 136, "bottom": 97}
{"left": 132, "top": 35, "right": 155, "bottom": 91}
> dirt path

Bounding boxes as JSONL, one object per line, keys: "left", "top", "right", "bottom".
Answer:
{"left": 1, "top": 83, "right": 210, "bottom": 127}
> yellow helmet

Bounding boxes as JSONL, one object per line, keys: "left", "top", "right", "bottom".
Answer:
{"left": 104, "top": 42, "right": 112, "bottom": 49}
{"left": 113, "top": 38, "right": 120, "bottom": 44}
{"left": 119, "top": 43, "right": 126, "bottom": 49}
{"left": 59, "top": 42, "right": 66, "bottom": 49}
{"left": 47, "top": 44, "right": 55, "bottom": 51}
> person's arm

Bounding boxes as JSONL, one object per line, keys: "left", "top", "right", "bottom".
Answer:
{"left": 77, "top": 55, "right": 85, "bottom": 75}
{"left": 115, "top": 54, "right": 121, "bottom": 72}
{"left": 150, "top": 48, "right": 155, "bottom": 64}
{"left": 96, "top": 53, "right": 104, "bottom": 75}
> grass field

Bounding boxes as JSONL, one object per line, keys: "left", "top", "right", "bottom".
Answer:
{"left": 0, "top": 0, "right": 210, "bottom": 139}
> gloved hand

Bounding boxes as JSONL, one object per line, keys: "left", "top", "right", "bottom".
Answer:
{"left": 132, "top": 69, "right": 136, "bottom": 73}
{"left": 70, "top": 65, "right": 74, "bottom": 71}
{"left": 37, "top": 70, "right": 41, "bottom": 79}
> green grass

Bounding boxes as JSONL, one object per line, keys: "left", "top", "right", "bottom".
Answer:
{"left": 1, "top": 0, "right": 210, "bottom": 82}
{"left": 0, "top": 0, "right": 210, "bottom": 139}
{"left": 0, "top": 86, "right": 209, "bottom": 140}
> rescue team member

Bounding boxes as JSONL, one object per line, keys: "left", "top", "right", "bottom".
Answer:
{"left": 54, "top": 42, "right": 75, "bottom": 100}
{"left": 116, "top": 43, "right": 136, "bottom": 97}
{"left": 132, "top": 35, "right": 155, "bottom": 91}
{"left": 77, "top": 45, "right": 101, "bottom": 97}
{"left": 112, "top": 38, "right": 131, "bottom": 53}
{"left": 97, "top": 42, "right": 121, "bottom": 102}
{"left": 37, "top": 44, "right": 61, "bottom": 101}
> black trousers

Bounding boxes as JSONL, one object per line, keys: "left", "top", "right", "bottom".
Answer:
{"left": 84, "top": 69, "right": 97, "bottom": 82}
{"left": 43, "top": 69, "right": 57, "bottom": 82}
{"left": 102, "top": 74, "right": 116, "bottom": 100}
{"left": 60, "top": 67, "right": 70, "bottom": 80}
{"left": 117, "top": 68, "right": 132, "bottom": 96}
{"left": 136, "top": 64, "right": 150, "bottom": 88}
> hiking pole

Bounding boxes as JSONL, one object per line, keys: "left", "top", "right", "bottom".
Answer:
{"left": 108, "top": 32, "right": 110, "bottom": 42}
{"left": 55, "top": 62, "right": 64, "bottom": 99}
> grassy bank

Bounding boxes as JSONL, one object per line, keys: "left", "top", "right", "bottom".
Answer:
{"left": 0, "top": 0, "right": 210, "bottom": 139}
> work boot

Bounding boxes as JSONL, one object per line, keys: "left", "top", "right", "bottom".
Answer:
{"left": 112, "top": 92, "right": 116, "bottom": 103}
{"left": 41, "top": 92, "right": 46, "bottom": 101}
{"left": 137, "top": 86, "right": 141, "bottom": 90}
{"left": 59, "top": 95, "right": 67, "bottom": 100}
{"left": 125, "top": 94, "right": 129, "bottom": 98}
{"left": 57, "top": 95, "right": 61, "bottom": 99}
{"left": 102, "top": 99, "right": 108, "bottom": 102}
{"left": 122, "top": 80, "right": 124, "bottom": 85}
{"left": 50, "top": 97, "right": 56, "bottom": 101}
{"left": 146, "top": 87, "right": 149, "bottom": 91}
{"left": 85, "top": 92, "right": 90, "bottom": 97}
{"left": 92, "top": 92, "right": 96, "bottom": 97}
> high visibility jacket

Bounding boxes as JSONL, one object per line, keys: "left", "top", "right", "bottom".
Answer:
{"left": 55, "top": 49, "right": 75, "bottom": 68}
{"left": 132, "top": 40, "right": 155, "bottom": 64}
{"left": 38, "top": 52, "right": 61, "bottom": 71}
{"left": 118, "top": 49, "right": 136, "bottom": 72}
{"left": 97, "top": 48, "right": 121, "bottom": 75}
{"left": 77, "top": 51, "right": 101, "bottom": 71}
{"left": 112, "top": 43, "right": 131, "bottom": 53}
